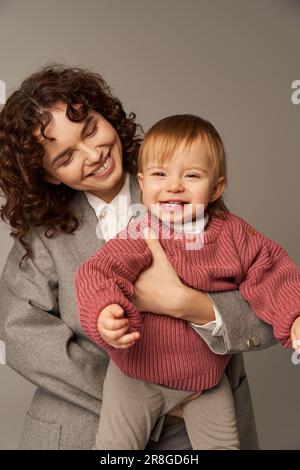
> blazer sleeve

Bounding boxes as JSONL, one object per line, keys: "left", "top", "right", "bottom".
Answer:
{"left": 192, "top": 290, "right": 276, "bottom": 354}
{"left": 75, "top": 237, "right": 152, "bottom": 349}
{"left": 0, "top": 227, "right": 111, "bottom": 415}
{"left": 237, "top": 221, "right": 300, "bottom": 348}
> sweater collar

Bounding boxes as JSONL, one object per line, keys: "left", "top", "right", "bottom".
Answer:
{"left": 161, "top": 212, "right": 209, "bottom": 235}
{"left": 202, "top": 215, "right": 226, "bottom": 244}
{"left": 145, "top": 211, "right": 226, "bottom": 246}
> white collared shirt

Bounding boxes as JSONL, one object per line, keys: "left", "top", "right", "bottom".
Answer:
{"left": 85, "top": 172, "right": 132, "bottom": 242}
{"left": 84, "top": 172, "right": 223, "bottom": 336}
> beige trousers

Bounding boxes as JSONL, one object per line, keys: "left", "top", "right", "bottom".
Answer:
{"left": 95, "top": 361, "right": 240, "bottom": 450}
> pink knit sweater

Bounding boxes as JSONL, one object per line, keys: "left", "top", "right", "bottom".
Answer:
{"left": 75, "top": 212, "right": 300, "bottom": 392}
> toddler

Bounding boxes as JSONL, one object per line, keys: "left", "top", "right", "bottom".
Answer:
{"left": 76, "top": 114, "right": 300, "bottom": 450}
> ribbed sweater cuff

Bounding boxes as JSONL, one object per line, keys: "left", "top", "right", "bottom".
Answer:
{"left": 79, "top": 285, "right": 142, "bottom": 349}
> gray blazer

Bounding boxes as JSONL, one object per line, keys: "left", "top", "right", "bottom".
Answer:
{"left": 0, "top": 174, "right": 275, "bottom": 450}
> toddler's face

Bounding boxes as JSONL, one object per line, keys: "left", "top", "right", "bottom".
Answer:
{"left": 137, "top": 137, "right": 224, "bottom": 225}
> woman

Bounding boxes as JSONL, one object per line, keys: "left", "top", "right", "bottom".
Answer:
{"left": 0, "top": 65, "right": 275, "bottom": 450}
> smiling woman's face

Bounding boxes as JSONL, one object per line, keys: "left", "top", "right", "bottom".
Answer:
{"left": 35, "top": 102, "right": 125, "bottom": 202}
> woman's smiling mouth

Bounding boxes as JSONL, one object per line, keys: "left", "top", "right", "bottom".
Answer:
{"left": 87, "top": 154, "right": 114, "bottom": 178}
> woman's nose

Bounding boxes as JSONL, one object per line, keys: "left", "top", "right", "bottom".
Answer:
{"left": 81, "top": 143, "right": 101, "bottom": 164}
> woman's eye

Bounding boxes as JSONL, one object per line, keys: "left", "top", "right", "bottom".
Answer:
{"left": 86, "top": 126, "right": 98, "bottom": 138}
{"left": 60, "top": 152, "right": 74, "bottom": 167}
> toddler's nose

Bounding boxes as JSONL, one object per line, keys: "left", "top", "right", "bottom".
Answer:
{"left": 166, "top": 178, "right": 184, "bottom": 192}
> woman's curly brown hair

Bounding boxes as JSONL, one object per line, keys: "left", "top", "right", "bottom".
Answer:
{"left": 0, "top": 64, "right": 143, "bottom": 262}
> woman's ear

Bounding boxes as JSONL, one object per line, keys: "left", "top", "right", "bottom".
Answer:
{"left": 137, "top": 172, "right": 144, "bottom": 191}
{"left": 43, "top": 173, "right": 62, "bottom": 185}
{"left": 209, "top": 177, "right": 226, "bottom": 203}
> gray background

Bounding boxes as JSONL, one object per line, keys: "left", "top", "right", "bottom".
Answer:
{"left": 0, "top": 0, "right": 299, "bottom": 449}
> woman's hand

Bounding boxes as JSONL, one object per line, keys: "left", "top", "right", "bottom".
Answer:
{"left": 132, "top": 228, "right": 184, "bottom": 317}
{"left": 132, "top": 228, "right": 216, "bottom": 325}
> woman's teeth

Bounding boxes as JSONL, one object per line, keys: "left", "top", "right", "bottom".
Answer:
{"left": 91, "top": 155, "right": 111, "bottom": 175}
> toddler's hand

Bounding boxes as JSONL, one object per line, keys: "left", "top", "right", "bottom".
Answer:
{"left": 291, "top": 316, "right": 300, "bottom": 354}
{"left": 97, "top": 304, "right": 140, "bottom": 349}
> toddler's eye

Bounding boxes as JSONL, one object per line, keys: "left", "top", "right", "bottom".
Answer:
{"left": 186, "top": 174, "right": 200, "bottom": 178}
{"left": 151, "top": 172, "right": 166, "bottom": 177}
